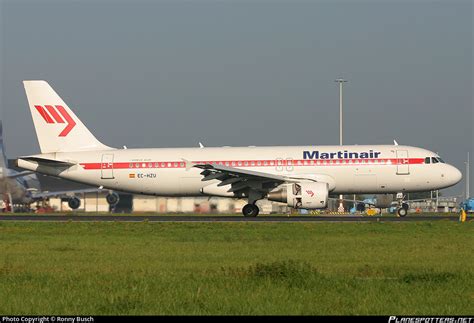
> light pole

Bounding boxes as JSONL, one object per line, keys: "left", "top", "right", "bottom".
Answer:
{"left": 466, "top": 152, "right": 470, "bottom": 199}
{"left": 335, "top": 78, "right": 347, "bottom": 146}
{"left": 335, "top": 78, "right": 347, "bottom": 212}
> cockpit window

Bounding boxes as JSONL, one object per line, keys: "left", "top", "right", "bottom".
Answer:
{"left": 426, "top": 157, "right": 445, "bottom": 164}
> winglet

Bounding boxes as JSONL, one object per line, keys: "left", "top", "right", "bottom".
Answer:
{"left": 199, "top": 142, "right": 204, "bottom": 148}
{"left": 393, "top": 140, "right": 399, "bottom": 146}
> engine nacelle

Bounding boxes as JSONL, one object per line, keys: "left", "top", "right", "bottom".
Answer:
{"left": 68, "top": 197, "right": 81, "bottom": 210}
{"left": 268, "top": 182, "right": 328, "bottom": 209}
{"left": 106, "top": 192, "right": 120, "bottom": 206}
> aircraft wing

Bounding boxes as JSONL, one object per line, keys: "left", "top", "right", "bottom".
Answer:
{"left": 194, "top": 163, "right": 321, "bottom": 193}
{"left": 6, "top": 171, "right": 35, "bottom": 179}
{"left": 194, "top": 164, "right": 285, "bottom": 193}
{"left": 195, "top": 164, "right": 286, "bottom": 182}
{"left": 30, "top": 187, "right": 108, "bottom": 200}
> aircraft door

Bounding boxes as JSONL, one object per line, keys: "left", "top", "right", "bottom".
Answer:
{"left": 396, "top": 150, "right": 410, "bottom": 175}
{"left": 101, "top": 154, "right": 114, "bottom": 179}
{"left": 276, "top": 158, "right": 284, "bottom": 172}
{"left": 286, "top": 158, "right": 294, "bottom": 172}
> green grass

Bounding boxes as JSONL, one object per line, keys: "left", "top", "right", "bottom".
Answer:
{"left": 0, "top": 221, "right": 472, "bottom": 315}
{"left": 4, "top": 211, "right": 462, "bottom": 217}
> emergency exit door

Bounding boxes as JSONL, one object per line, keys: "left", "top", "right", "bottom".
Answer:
{"left": 101, "top": 154, "right": 114, "bottom": 179}
{"left": 396, "top": 150, "right": 410, "bottom": 175}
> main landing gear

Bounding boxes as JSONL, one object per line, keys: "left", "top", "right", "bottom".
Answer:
{"left": 242, "top": 204, "right": 259, "bottom": 217}
{"left": 242, "top": 190, "right": 264, "bottom": 217}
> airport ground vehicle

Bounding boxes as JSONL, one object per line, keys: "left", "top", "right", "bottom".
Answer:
{"left": 460, "top": 198, "right": 474, "bottom": 213}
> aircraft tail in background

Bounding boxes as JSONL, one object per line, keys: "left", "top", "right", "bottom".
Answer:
{"left": 0, "top": 121, "right": 10, "bottom": 179}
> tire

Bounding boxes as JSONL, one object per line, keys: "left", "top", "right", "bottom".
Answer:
{"left": 397, "top": 207, "right": 407, "bottom": 217}
{"left": 242, "top": 204, "right": 259, "bottom": 217}
{"left": 402, "top": 203, "right": 409, "bottom": 211}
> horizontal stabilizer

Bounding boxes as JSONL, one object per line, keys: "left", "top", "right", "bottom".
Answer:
{"left": 17, "top": 157, "right": 75, "bottom": 167}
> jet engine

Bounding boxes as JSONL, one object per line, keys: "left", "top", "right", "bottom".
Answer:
{"left": 267, "top": 182, "right": 328, "bottom": 209}
{"left": 68, "top": 197, "right": 81, "bottom": 210}
{"left": 106, "top": 192, "right": 120, "bottom": 206}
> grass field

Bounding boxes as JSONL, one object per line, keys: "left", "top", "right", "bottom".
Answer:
{"left": 0, "top": 220, "right": 472, "bottom": 315}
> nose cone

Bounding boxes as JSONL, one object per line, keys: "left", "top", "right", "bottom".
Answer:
{"left": 446, "top": 164, "right": 462, "bottom": 187}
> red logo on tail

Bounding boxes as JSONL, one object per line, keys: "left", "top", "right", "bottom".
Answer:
{"left": 34, "top": 105, "right": 76, "bottom": 137}
{"left": 306, "top": 190, "right": 314, "bottom": 197}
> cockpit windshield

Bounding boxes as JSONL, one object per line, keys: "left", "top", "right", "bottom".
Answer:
{"left": 425, "top": 157, "right": 445, "bottom": 164}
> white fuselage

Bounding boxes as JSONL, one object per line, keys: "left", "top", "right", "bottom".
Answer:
{"left": 17, "top": 145, "right": 462, "bottom": 198}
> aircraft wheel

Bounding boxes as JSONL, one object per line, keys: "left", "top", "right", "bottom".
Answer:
{"left": 402, "top": 203, "right": 409, "bottom": 211}
{"left": 242, "top": 204, "right": 259, "bottom": 217}
{"left": 397, "top": 207, "right": 407, "bottom": 217}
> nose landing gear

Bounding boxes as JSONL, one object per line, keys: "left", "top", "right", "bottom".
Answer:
{"left": 397, "top": 207, "right": 407, "bottom": 217}
{"left": 396, "top": 201, "right": 409, "bottom": 217}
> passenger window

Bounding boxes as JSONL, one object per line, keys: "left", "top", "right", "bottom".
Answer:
{"left": 425, "top": 157, "right": 431, "bottom": 164}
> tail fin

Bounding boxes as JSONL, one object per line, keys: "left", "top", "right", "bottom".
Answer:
{"left": 23, "top": 80, "right": 112, "bottom": 153}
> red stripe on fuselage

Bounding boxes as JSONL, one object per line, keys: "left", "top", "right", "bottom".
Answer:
{"left": 79, "top": 158, "right": 425, "bottom": 170}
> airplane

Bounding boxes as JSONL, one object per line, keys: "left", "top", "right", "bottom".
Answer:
{"left": 0, "top": 121, "right": 39, "bottom": 211}
{"left": 15, "top": 80, "right": 462, "bottom": 217}
{"left": 0, "top": 120, "right": 119, "bottom": 212}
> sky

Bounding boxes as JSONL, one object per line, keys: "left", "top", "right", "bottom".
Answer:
{"left": 1, "top": 0, "right": 472, "bottom": 197}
